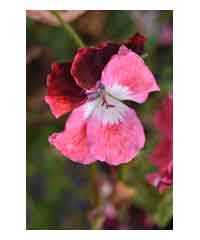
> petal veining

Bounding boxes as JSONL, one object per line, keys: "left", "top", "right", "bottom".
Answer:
{"left": 101, "top": 45, "right": 159, "bottom": 103}
{"left": 87, "top": 103, "right": 145, "bottom": 165}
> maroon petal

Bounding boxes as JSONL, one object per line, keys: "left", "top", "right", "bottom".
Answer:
{"left": 45, "top": 62, "right": 86, "bottom": 118}
{"left": 71, "top": 43, "right": 119, "bottom": 90}
{"left": 71, "top": 33, "right": 146, "bottom": 91}
{"left": 125, "top": 33, "right": 146, "bottom": 55}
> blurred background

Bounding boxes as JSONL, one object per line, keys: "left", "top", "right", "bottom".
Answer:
{"left": 26, "top": 10, "right": 173, "bottom": 230}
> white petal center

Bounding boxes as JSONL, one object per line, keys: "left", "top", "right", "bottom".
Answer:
{"left": 105, "top": 84, "right": 132, "bottom": 100}
{"left": 84, "top": 90, "right": 129, "bottom": 125}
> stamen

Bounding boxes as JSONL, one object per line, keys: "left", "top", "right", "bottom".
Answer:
{"left": 86, "top": 81, "right": 115, "bottom": 108}
{"left": 87, "top": 91, "right": 99, "bottom": 101}
{"left": 101, "top": 95, "right": 115, "bottom": 108}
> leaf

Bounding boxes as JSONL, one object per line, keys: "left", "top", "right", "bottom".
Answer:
{"left": 153, "top": 188, "right": 173, "bottom": 227}
{"left": 26, "top": 17, "right": 79, "bottom": 61}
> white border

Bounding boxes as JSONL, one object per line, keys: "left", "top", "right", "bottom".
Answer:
{"left": 25, "top": 0, "right": 174, "bottom": 10}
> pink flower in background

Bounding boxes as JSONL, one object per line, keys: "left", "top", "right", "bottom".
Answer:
{"left": 45, "top": 33, "right": 160, "bottom": 165}
{"left": 146, "top": 96, "right": 173, "bottom": 192}
{"left": 159, "top": 25, "right": 173, "bottom": 46}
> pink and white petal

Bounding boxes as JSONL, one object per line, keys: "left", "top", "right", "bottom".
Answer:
{"left": 86, "top": 98, "right": 145, "bottom": 165}
{"left": 101, "top": 45, "right": 159, "bottom": 103}
{"left": 49, "top": 105, "right": 95, "bottom": 164}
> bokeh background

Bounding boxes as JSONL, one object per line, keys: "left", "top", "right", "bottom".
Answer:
{"left": 26, "top": 10, "right": 173, "bottom": 230}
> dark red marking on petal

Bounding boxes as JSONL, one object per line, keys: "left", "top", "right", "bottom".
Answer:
{"left": 45, "top": 62, "right": 86, "bottom": 118}
{"left": 71, "top": 43, "right": 119, "bottom": 90}
{"left": 125, "top": 33, "right": 146, "bottom": 55}
{"left": 70, "top": 33, "right": 147, "bottom": 90}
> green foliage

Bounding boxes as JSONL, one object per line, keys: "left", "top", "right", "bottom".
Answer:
{"left": 27, "top": 121, "right": 92, "bottom": 229}
{"left": 104, "top": 11, "right": 135, "bottom": 41}
{"left": 27, "top": 17, "right": 78, "bottom": 61}
{"left": 153, "top": 188, "right": 173, "bottom": 227}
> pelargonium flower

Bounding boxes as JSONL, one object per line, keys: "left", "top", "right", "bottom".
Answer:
{"left": 146, "top": 96, "right": 173, "bottom": 192}
{"left": 45, "top": 33, "right": 160, "bottom": 165}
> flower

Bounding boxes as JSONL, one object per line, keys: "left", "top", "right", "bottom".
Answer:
{"left": 146, "top": 96, "right": 173, "bottom": 192}
{"left": 159, "top": 24, "right": 173, "bottom": 46}
{"left": 45, "top": 33, "right": 160, "bottom": 165}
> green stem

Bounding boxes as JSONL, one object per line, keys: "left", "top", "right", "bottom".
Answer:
{"left": 91, "top": 163, "right": 100, "bottom": 207}
{"left": 117, "top": 165, "right": 123, "bottom": 181}
{"left": 50, "top": 10, "right": 85, "bottom": 48}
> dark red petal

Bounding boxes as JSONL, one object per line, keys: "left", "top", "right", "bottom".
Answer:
{"left": 71, "top": 43, "right": 119, "bottom": 90}
{"left": 125, "top": 33, "right": 146, "bottom": 55}
{"left": 45, "top": 62, "right": 86, "bottom": 118}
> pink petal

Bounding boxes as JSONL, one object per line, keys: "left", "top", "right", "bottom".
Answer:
{"left": 101, "top": 45, "right": 159, "bottom": 103}
{"left": 150, "top": 137, "right": 172, "bottom": 170}
{"left": 146, "top": 96, "right": 173, "bottom": 192}
{"left": 158, "top": 183, "right": 170, "bottom": 193}
{"left": 49, "top": 105, "right": 95, "bottom": 164}
{"left": 146, "top": 169, "right": 172, "bottom": 193}
{"left": 87, "top": 103, "right": 145, "bottom": 165}
{"left": 146, "top": 173, "right": 161, "bottom": 188}
{"left": 155, "top": 96, "right": 173, "bottom": 138}
{"left": 45, "top": 63, "right": 86, "bottom": 118}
